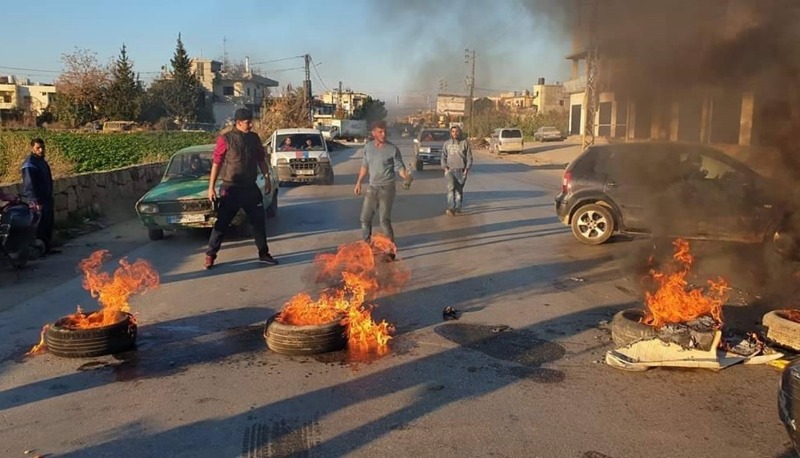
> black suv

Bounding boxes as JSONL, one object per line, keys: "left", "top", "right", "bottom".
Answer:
{"left": 555, "top": 142, "right": 796, "bottom": 250}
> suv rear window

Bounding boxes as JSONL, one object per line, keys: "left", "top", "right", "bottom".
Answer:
{"left": 501, "top": 129, "right": 522, "bottom": 138}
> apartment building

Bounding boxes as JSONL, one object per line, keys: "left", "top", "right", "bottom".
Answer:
{"left": 190, "top": 58, "right": 279, "bottom": 124}
{"left": 0, "top": 75, "right": 57, "bottom": 119}
{"left": 321, "top": 89, "right": 368, "bottom": 117}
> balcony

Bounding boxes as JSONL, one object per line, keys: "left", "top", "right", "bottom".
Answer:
{"left": 563, "top": 76, "right": 587, "bottom": 94}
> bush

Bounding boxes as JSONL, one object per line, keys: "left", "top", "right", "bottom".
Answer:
{"left": 0, "top": 130, "right": 215, "bottom": 183}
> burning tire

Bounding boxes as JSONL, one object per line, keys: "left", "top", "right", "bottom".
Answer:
{"left": 44, "top": 311, "right": 137, "bottom": 358}
{"left": 610, "top": 308, "right": 657, "bottom": 347}
{"left": 779, "top": 360, "right": 800, "bottom": 455}
{"left": 264, "top": 313, "right": 347, "bottom": 356}
{"left": 763, "top": 310, "right": 800, "bottom": 351}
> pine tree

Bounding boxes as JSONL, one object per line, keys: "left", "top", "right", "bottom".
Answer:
{"left": 103, "top": 44, "right": 142, "bottom": 121}
{"left": 162, "top": 33, "right": 205, "bottom": 124}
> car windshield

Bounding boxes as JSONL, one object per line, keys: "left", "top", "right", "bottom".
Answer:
{"left": 420, "top": 130, "right": 450, "bottom": 141}
{"left": 165, "top": 151, "right": 214, "bottom": 178}
{"left": 501, "top": 130, "right": 522, "bottom": 138}
{"left": 276, "top": 134, "right": 325, "bottom": 151}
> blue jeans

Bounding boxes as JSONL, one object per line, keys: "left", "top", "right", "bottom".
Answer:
{"left": 360, "top": 184, "right": 396, "bottom": 242}
{"left": 445, "top": 169, "right": 467, "bottom": 211}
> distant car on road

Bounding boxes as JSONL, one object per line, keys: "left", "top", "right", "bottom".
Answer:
{"left": 489, "top": 127, "right": 524, "bottom": 154}
{"left": 554, "top": 141, "right": 798, "bottom": 254}
{"left": 135, "top": 144, "right": 278, "bottom": 241}
{"left": 533, "top": 126, "right": 564, "bottom": 142}
{"left": 413, "top": 128, "right": 450, "bottom": 171}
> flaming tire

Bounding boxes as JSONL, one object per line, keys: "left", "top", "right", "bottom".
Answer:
{"left": 44, "top": 312, "right": 137, "bottom": 358}
{"left": 763, "top": 310, "right": 800, "bottom": 351}
{"left": 264, "top": 314, "right": 347, "bottom": 356}
{"left": 610, "top": 308, "right": 657, "bottom": 347}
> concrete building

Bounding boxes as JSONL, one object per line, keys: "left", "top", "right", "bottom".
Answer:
{"left": 190, "top": 58, "right": 279, "bottom": 124}
{"left": 532, "top": 78, "right": 568, "bottom": 115}
{"left": 498, "top": 90, "right": 535, "bottom": 111}
{"left": 563, "top": 0, "right": 771, "bottom": 156}
{"left": 321, "top": 89, "right": 368, "bottom": 117}
{"left": 436, "top": 93, "right": 467, "bottom": 118}
{"left": 0, "top": 75, "right": 57, "bottom": 120}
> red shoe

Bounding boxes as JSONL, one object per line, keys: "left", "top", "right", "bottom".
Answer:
{"left": 204, "top": 255, "right": 216, "bottom": 270}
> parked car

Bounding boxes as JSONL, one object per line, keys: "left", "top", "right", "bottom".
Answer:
{"left": 135, "top": 144, "right": 279, "bottom": 241}
{"left": 266, "top": 128, "right": 333, "bottom": 185}
{"left": 413, "top": 128, "right": 450, "bottom": 171}
{"left": 534, "top": 126, "right": 564, "bottom": 142}
{"left": 554, "top": 141, "right": 797, "bottom": 251}
{"left": 489, "top": 127, "right": 524, "bottom": 154}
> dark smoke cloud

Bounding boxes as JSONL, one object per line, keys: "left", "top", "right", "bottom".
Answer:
{"left": 367, "top": 0, "right": 573, "bottom": 107}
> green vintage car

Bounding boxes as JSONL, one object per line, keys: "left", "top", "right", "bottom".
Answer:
{"left": 135, "top": 144, "right": 279, "bottom": 241}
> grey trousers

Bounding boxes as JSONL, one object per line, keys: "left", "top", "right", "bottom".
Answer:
{"left": 360, "top": 184, "right": 396, "bottom": 242}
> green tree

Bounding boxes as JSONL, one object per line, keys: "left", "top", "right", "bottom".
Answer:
{"left": 160, "top": 33, "right": 206, "bottom": 124}
{"left": 351, "top": 96, "right": 387, "bottom": 125}
{"left": 103, "top": 44, "right": 143, "bottom": 121}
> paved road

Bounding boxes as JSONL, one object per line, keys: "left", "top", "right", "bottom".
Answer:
{"left": 0, "top": 138, "right": 793, "bottom": 457}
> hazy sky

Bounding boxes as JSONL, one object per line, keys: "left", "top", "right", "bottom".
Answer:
{"left": 0, "top": 0, "right": 573, "bottom": 108}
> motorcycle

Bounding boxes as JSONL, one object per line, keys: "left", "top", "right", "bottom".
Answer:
{"left": 0, "top": 193, "right": 44, "bottom": 271}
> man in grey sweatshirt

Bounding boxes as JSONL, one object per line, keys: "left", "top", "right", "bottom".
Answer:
{"left": 354, "top": 120, "right": 412, "bottom": 249}
{"left": 441, "top": 125, "right": 473, "bottom": 215}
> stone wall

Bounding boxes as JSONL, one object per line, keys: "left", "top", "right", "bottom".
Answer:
{"left": 0, "top": 162, "right": 167, "bottom": 223}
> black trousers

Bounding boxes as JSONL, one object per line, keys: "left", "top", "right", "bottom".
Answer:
{"left": 206, "top": 185, "right": 269, "bottom": 257}
{"left": 37, "top": 201, "right": 54, "bottom": 251}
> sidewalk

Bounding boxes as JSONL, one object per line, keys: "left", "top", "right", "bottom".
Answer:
{"left": 475, "top": 136, "right": 585, "bottom": 168}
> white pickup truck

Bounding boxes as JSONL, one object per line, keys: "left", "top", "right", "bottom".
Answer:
{"left": 267, "top": 128, "right": 334, "bottom": 185}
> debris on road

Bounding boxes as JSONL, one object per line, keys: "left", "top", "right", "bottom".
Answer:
{"left": 442, "top": 306, "right": 459, "bottom": 321}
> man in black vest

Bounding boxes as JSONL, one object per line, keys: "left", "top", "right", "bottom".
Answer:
{"left": 205, "top": 108, "right": 277, "bottom": 269}
{"left": 21, "top": 137, "right": 59, "bottom": 255}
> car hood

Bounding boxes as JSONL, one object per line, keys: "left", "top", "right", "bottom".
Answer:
{"left": 273, "top": 150, "right": 330, "bottom": 161}
{"left": 139, "top": 178, "right": 211, "bottom": 202}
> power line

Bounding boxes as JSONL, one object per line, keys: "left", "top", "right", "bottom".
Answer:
{"left": 249, "top": 55, "right": 304, "bottom": 66}
{"left": 309, "top": 56, "right": 330, "bottom": 92}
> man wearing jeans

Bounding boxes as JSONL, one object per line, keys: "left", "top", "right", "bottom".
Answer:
{"left": 441, "top": 125, "right": 473, "bottom": 215}
{"left": 354, "top": 120, "right": 411, "bottom": 256}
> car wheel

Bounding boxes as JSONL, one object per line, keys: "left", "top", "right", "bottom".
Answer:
{"left": 148, "top": 228, "right": 164, "bottom": 241}
{"left": 571, "top": 203, "right": 615, "bottom": 245}
{"left": 415, "top": 160, "right": 423, "bottom": 171}
{"left": 321, "top": 170, "right": 334, "bottom": 185}
{"left": 266, "top": 191, "right": 278, "bottom": 218}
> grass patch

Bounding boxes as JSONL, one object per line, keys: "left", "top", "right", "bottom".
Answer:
{"left": 0, "top": 129, "right": 215, "bottom": 183}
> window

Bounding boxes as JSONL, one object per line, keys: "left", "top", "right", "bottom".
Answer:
{"left": 501, "top": 129, "right": 522, "bottom": 138}
{"left": 223, "top": 86, "right": 234, "bottom": 96}
{"left": 246, "top": 88, "right": 250, "bottom": 96}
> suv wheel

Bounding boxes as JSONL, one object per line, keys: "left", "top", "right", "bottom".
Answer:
{"left": 415, "top": 160, "right": 423, "bottom": 171}
{"left": 571, "top": 204, "right": 615, "bottom": 245}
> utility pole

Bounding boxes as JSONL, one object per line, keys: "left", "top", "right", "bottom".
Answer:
{"left": 338, "top": 80, "right": 343, "bottom": 116}
{"left": 303, "top": 54, "right": 312, "bottom": 122}
{"left": 465, "top": 49, "right": 476, "bottom": 138}
{"left": 582, "top": 0, "right": 599, "bottom": 151}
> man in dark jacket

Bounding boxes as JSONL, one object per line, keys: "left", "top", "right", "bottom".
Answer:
{"left": 440, "top": 125, "right": 473, "bottom": 215}
{"left": 21, "top": 137, "right": 59, "bottom": 254}
{"left": 204, "top": 108, "right": 278, "bottom": 269}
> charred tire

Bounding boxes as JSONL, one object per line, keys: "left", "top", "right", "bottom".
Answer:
{"left": 571, "top": 203, "right": 615, "bottom": 245}
{"left": 264, "top": 314, "right": 347, "bottom": 356}
{"left": 779, "top": 360, "right": 800, "bottom": 455}
{"left": 610, "top": 308, "right": 657, "bottom": 347}
{"left": 148, "top": 228, "right": 164, "bottom": 241}
{"left": 44, "top": 312, "right": 137, "bottom": 358}
{"left": 763, "top": 310, "right": 800, "bottom": 351}
{"left": 415, "top": 160, "right": 423, "bottom": 171}
{"left": 266, "top": 191, "right": 278, "bottom": 218}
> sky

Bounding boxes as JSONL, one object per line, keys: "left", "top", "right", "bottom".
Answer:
{"left": 0, "top": 0, "right": 573, "bottom": 110}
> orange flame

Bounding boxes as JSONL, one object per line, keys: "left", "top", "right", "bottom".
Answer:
{"left": 643, "top": 238, "right": 729, "bottom": 328}
{"left": 277, "top": 234, "right": 409, "bottom": 357}
{"left": 27, "top": 325, "right": 49, "bottom": 355}
{"left": 26, "top": 250, "right": 159, "bottom": 355}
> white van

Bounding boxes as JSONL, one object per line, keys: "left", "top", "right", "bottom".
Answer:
{"left": 489, "top": 127, "right": 524, "bottom": 154}
{"left": 266, "top": 128, "right": 333, "bottom": 185}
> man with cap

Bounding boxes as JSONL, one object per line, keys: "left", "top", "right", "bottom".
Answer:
{"left": 204, "top": 108, "right": 277, "bottom": 269}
